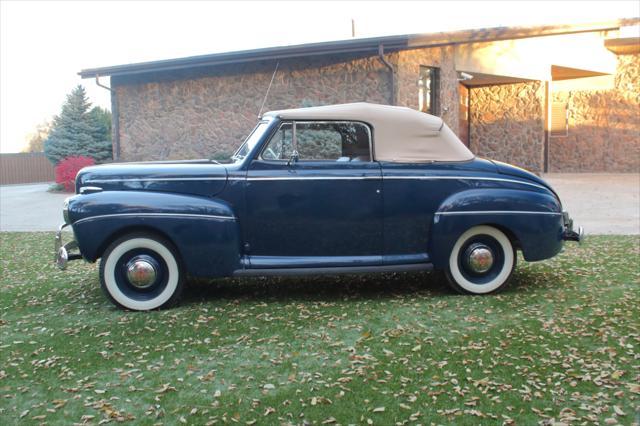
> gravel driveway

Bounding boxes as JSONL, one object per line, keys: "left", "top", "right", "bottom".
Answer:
{"left": 1, "top": 174, "right": 638, "bottom": 234}
{"left": 543, "top": 173, "right": 639, "bottom": 235}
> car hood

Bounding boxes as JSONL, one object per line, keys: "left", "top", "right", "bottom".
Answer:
{"left": 75, "top": 161, "right": 228, "bottom": 197}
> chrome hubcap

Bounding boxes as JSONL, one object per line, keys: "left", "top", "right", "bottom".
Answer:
{"left": 126, "top": 257, "right": 157, "bottom": 289}
{"left": 467, "top": 244, "right": 494, "bottom": 273}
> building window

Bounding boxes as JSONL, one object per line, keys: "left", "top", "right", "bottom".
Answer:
{"left": 550, "top": 102, "right": 568, "bottom": 137}
{"left": 418, "top": 66, "right": 440, "bottom": 115}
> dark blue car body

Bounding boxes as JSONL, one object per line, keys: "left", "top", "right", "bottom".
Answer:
{"left": 56, "top": 105, "right": 581, "bottom": 309}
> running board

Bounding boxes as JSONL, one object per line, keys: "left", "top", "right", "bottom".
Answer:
{"left": 232, "top": 263, "right": 433, "bottom": 277}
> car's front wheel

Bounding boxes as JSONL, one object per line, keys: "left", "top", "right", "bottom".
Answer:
{"left": 99, "top": 232, "right": 185, "bottom": 310}
{"left": 445, "top": 225, "right": 516, "bottom": 294}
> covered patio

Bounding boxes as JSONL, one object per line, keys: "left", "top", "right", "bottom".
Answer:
{"left": 454, "top": 29, "right": 626, "bottom": 172}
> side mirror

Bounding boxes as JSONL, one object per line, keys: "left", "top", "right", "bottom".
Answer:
{"left": 287, "top": 150, "right": 299, "bottom": 166}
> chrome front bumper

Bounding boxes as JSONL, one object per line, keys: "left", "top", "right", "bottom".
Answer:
{"left": 55, "top": 224, "right": 81, "bottom": 270}
{"left": 561, "top": 211, "right": 584, "bottom": 244}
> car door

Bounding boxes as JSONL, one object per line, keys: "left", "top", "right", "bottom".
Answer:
{"left": 245, "top": 120, "right": 383, "bottom": 268}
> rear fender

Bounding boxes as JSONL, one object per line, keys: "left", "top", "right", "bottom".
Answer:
{"left": 68, "top": 191, "right": 241, "bottom": 278}
{"left": 429, "top": 188, "right": 564, "bottom": 268}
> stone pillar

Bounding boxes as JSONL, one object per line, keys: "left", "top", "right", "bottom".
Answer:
{"left": 469, "top": 81, "right": 546, "bottom": 173}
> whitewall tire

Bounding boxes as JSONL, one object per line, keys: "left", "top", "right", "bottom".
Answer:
{"left": 99, "top": 233, "right": 185, "bottom": 310}
{"left": 445, "top": 225, "right": 516, "bottom": 294}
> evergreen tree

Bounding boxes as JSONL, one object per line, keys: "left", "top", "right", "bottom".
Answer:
{"left": 44, "top": 85, "right": 113, "bottom": 164}
{"left": 87, "top": 106, "right": 113, "bottom": 162}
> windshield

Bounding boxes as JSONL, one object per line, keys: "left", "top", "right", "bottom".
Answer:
{"left": 231, "top": 120, "right": 272, "bottom": 162}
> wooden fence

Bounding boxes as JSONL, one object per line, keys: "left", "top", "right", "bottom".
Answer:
{"left": 0, "top": 153, "right": 55, "bottom": 185}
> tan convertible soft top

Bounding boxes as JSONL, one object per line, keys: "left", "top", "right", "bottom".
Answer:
{"left": 263, "top": 102, "right": 474, "bottom": 162}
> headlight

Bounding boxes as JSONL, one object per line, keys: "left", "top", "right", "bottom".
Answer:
{"left": 63, "top": 197, "right": 70, "bottom": 224}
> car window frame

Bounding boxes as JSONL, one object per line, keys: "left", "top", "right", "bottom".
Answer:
{"left": 259, "top": 121, "right": 295, "bottom": 162}
{"left": 258, "top": 120, "right": 374, "bottom": 163}
{"left": 232, "top": 118, "right": 273, "bottom": 162}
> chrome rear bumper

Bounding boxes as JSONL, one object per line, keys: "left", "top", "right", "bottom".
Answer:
{"left": 561, "top": 212, "right": 583, "bottom": 244}
{"left": 55, "top": 224, "right": 81, "bottom": 270}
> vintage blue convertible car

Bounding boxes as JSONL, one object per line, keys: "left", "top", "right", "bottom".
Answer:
{"left": 56, "top": 103, "right": 582, "bottom": 310}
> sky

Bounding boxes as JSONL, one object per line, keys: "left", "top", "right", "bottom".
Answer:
{"left": 1, "top": 0, "right": 638, "bottom": 153}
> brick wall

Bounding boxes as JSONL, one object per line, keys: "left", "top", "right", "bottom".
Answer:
{"left": 549, "top": 53, "right": 640, "bottom": 172}
{"left": 469, "top": 81, "right": 546, "bottom": 173}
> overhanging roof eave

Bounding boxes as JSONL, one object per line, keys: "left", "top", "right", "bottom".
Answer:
{"left": 78, "top": 34, "right": 410, "bottom": 78}
{"left": 79, "top": 18, "right": 639, "bottom": 79}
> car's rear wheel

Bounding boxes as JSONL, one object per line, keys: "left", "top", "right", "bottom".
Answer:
{"left": 445, "top": 225, "right": 516, "bottom": 294}
{"left": 99, "top": 232, "right": 184, "bottom": 310}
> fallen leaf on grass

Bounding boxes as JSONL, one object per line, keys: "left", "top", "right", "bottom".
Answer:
{"left": 263, "top": 407, "right": 275, "bottom": 416}
{"left": 613, "top": 406, "right": 626, "bottom": 416}
{"left": 155, "top": 384, "right": 176, "bottom": 394}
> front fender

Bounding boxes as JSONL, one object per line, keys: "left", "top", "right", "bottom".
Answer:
{"left": 68, "top": 191, "right": 241, "bottom": 278}
{"left": 429, "top": 188, "right": 564, "bottom": 268}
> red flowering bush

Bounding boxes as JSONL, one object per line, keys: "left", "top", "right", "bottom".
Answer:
{"left": 55, "top": 156, "right": 95, "bottom": 192}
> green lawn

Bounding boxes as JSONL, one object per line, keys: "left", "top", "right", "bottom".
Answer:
{"left": 0, "top": 233, "right": 638, "bottom": 425}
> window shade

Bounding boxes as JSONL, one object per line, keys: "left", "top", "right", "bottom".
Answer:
{"left": 550, "top": 102, "right": 568, "bottom": 137}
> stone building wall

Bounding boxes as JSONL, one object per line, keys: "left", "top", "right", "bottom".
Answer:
{"left": 549, "top": 53, "right": 639, "bottom": 172}
{"left": 114, "top": 47, "right": 457, "bottom": 162}
{"left": 115, "top": 54, "right": 392, "bottom": 161}
{"left": 113, "top": 44, "right": 637, "bottom": 172}
{"left": 469, "top": 81, "right": 546, "bottom": 173}
{"left": 395, "top": 46, "right": 460, "bottom": 130}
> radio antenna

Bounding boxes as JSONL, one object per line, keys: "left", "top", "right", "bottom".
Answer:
{"left": 258, "top": 61, "right": 279, "bottom": 118}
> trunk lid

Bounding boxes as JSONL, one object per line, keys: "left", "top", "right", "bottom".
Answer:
{"left": 492, "top": 160, "right": 548, "bottom": 186}
{"left": 491, "top": 160, "right": 558, "bottom": 196}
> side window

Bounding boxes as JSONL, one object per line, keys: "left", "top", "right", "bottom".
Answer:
{"left": 298, "top": 122, "right": 372, "bottom": 161}
{"left": 418, "top": 66, "right": 440, "bottom": 116}
{"left": 296, "top": 123, "right": 343, "bottom": 160}
{"left": 261, "top": 121, "right": 371, "bottom": 162}
{"left": 262, "top": 123, "right": 294, "bottom": 160}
